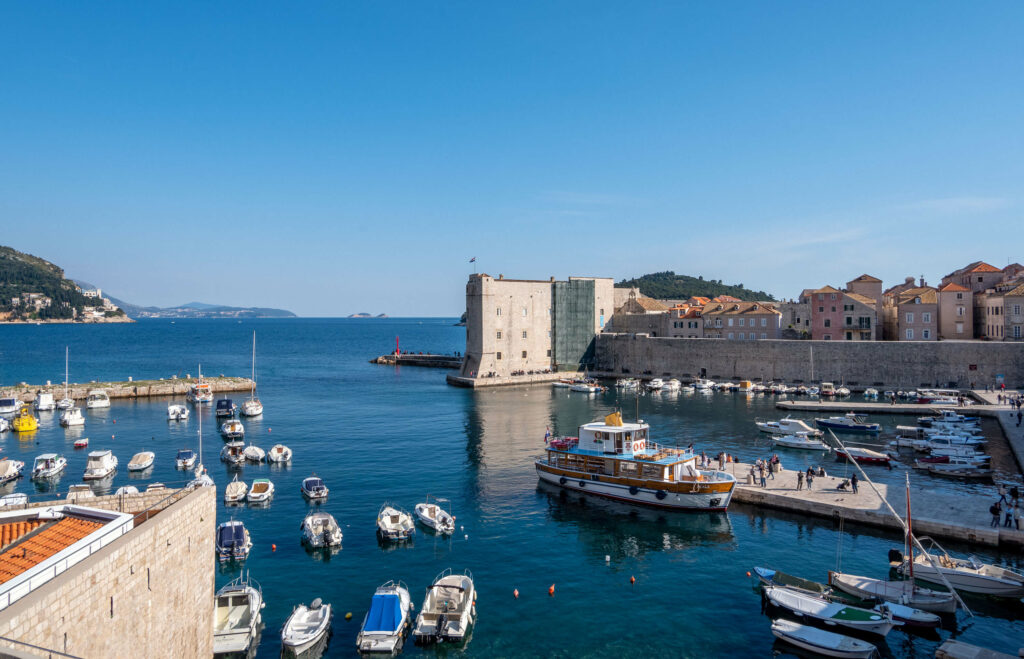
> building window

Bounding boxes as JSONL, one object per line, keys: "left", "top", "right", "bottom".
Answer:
{"left": 522, "top": 307, "right": 527, "bottom": 317}
{"left": 600, "top": 308, "right": 604, "bottom": 315}
{"left": 906, "top": 312, "right": 914, "bottom": 324}
{"left": 955, "top": 322, "right": 964, "bottom": 334}
{"left": 846, "top": 316, "right": 853, "bottom": 326}
{"left": 728, "top": 332, "right": 734, "bottom": 339}
{"left": 761, "top": 333, "right": 767, "bottom": 339}
{"left": 496, "top": 307, "right": 501, "bottom": 316}
{"left": 956, "top": 293, "right": 963, "bottom": 300}
{"left": 922, "top": 312, "right": 931, "bottom": 323}
{"left": 957, "top": 307, "right": 965, "bottom": 316}
{"left": 728, "top": 318, "right": 734, "bottom": 326}
{"left": 522, "top": 330, "right": 528, "bottom": 339}
{"left": 846, "top": 331, "right": 852, "bottom": 340}
{"left": 496, "top": 352, "right": 502, "bottom": 360}
{"left": 978, "top": 276, "right": 983, "bottom": 282}
{"left": 906, "top": 329, "right": 914, "bottom": 340}
{"left": 547, "top": 349, "right": 552, "bottom": 356}
{"left": 818, "top": 294, "right": 824, "bottom": 301}
{"left": 923, "top": 329, "right": 931, "bottom": 339}
{"left": 547, "top": 330, "right": 551, "bottom": 338}
{"left": 522, "top": 351, "right": 527, "bottom": 358}
{"left": 1014, "top": 305, "right": 1022, "bottom": 315}
{"left": 496, "top": 331, "right": 502, "bottom": 339}
{"left": 831, "top": 307, "right": 836, "bottom": 312}
{"left": 761, "top": 318, "right": 767, "bottom": 327}
{"left": 818, "top": 306, "right": 824, "bottom": 312}
{"left": 830, "top": 294, "right": 836, "bottom": 300}
{"left": 914, "top": 297, "right": 921, "bottom": 304}
{"left": 737, "top": 333, "right": 744, "bottom": 340}
{"left": 738, "top": 318, "right": 745, "bottom": 326}
{"left": 823, "top": 334, "right": 831, "bottom": 340}
{"left": 824, "top": 319, "right": 831, "bottom": 328}
{"left": 1015, "top": 326, "right": 1021, "bottom": 339}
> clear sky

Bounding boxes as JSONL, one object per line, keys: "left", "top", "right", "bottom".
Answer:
{"left": 1, "top": 2, "right": 1021, "bottom": 316}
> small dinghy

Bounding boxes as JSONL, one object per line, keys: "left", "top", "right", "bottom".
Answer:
{"left": 770, "top": 618, "right": 878, "bottom": 659}
{"left": 220, "top": 419, "right": 245, "bottom": 440}
{"left": 247, "top": 478, "right": 275, "bottom": 504}
{"left": 216, "top": 520, "right": 252, "bottom": 562}
{"left": 267, "top": 444, "right": 292, "bottom": 463}
{"left": 357, "top": 581, "right": 412, "bottom": 654}
{"left": 175, "top": 448, "right": 197, "bottom": 469}
{"left": 300, "top": 476, "right": 329, "bottom": 501}
{"left": 829, "top": 571, "right": 956, "bottom": 614}
{"left": 127, "top": 451, "right": 155, "bottom": 472}
{"left": 167, "top": 403, "right": 190, "bottom": 421}
{"left": 413, "top": 569, "right": 476, "bottom": 644}
{"left": 242, "top": 444, "right": 265, "bottom": 463}
{"left": 376, "top": 504, "right": 415, "bottom": 541}
{"left": 764, "top": 585, "right": 899, "bottom": 636}
{"left": 73, "top": 437, "right": 89, "bottom": 449}
{"left": 282, "top": 598, "right": 332, "bottom": 656}
{"left": 115, "top": 486, "right": 139, "bottom": 495}
{"left": 414, "top": 497, "right": 455, "bottom": 535}
{"left": 31, "top": 453, "right": 67, "bottom": 479}
{"left": 220, "top": 441, "right": 245, "bottom": 465}
{"left": 224, "top": 474, "right": 248, "bottom": 503}
{"left": 301, "top": 511, "right": 343, "bottom": 549}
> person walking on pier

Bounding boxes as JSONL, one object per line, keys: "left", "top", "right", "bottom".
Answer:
{"left": 806, "top": 467, "right": 815, "bottom": 490}
{"left": 759, "top": 464, "right": 767, "bottom": 488}
{"left": 796, "top": 470, "right": 805, "bottom": 491}
{"left": 990, "top": 502, "right": 1002, "bottom": 528}
{"left": 1014, "top": 504, "right": 1021, "bottom": 531}
{"left": 1005, "top": 504, "right": 1015, "bottom": 528}
{"left": 850, "top": 473, "right": 858, "bottom": 494}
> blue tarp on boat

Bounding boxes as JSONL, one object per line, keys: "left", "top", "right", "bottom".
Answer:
{"left": 364, "top": 593, "right": 402, "bottom": 632}
{"left": 218, "top": 523, "right": 245, "bottom": 549}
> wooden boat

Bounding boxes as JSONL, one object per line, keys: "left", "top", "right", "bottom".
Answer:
{"left": 835, "top": 447, "right": 890, "bottom": 465}
{"left": 357, "top": 582, "right": 412, "bottom": 654}
{"left": 247, "top": 478, "right": 274, "bottom": 503}
{"left": 770, "top": 619, "right": 878, "bottom": 659}
{"left": 828, "top": 571, "right": 955, "bottom": 614}
{"left": 127, "top": 451, "right": 155, "bottom": 471}
{"left": 893, "top": 537, "right": 1024, "bottom": 598}
{"left": 31, "top": 454, "right": 66, "bottom": 479}
{"left": 11, "top": 408, "right": 39, "bottom": 433}
{"left": 282, "top": 598, "right": 332, "bottom": 656}
{"left": 300, "top": 476, "right": 329, "bottom": 501}
{"left": 764, "top": 586, "right": 899, "bottom": 636}
{"left": 267, "top": 444, "right": 292, "bottom": 463}
{"left": 536, "top": 412, "right": 736, "bottom": 511}
{"left": 414, "top": 497, "right": 455, "bottom": 535}
{"left": 224, "top": 475, "right": 248, "bottom": 503}
{"left": 377, "top": 504, "right": 415, "bottom": 541}
{"left": 413, "top": 569, "right": 476, "bottom": 644}
{"left": 301, "top": 511, "right": 343, "bottom": 549}
{"left": 213, "top": 573, "right": 262, "bottom": 656}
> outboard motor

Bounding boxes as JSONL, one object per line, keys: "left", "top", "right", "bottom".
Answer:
{"left": 888, "top": 549, "right": 904, "bottom": 565}
{"left": 322, "top": 529, "right": 331, "bottom": 546}
{"left": 310, "top": 597, "right": 322, "bottom": 610}
{"left": 435, "top": 612, "right": 448, "bottom": 643}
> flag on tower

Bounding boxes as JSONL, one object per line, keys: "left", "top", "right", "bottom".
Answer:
{"left": 469, "top": 257, "right": 476, "bottom": 263}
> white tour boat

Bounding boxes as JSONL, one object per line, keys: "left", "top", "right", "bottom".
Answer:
{"left": 267, "top": 444, "right": 292, "bottom": 463}
{"left": 414, "top": 497, "right": 455, "bottom": 535}
{"left": 377, "top": 504, "right": 415, "bottom": 541}
{"left": 224, "top": 475, "right": 248, "bottom": 503}
{"left": 86, "top": 389, "right": 110, "bottom": 409}
{"left": 893, "top": 537, "right": 1024, "bottom": 598}
{"left": 242, "top": 444, "right": 265, "bottom": 463}
{"left": 357, "top": 582, "right": 412, "bottom": 654}
{"left": 282, "top": 598, "right": 332, "bottom": 656}
{"left": 301, "top": 511, "right": 343, "bottom": 549}
{"left": 186, "top": 365, "right": 214, "bottom": 404}
{"left": 167, "top": 403, "right": 190, "bottom": 421}
{"left": 34, "top": 392, "right": 55, "bottom": 412}
{"left": 83, "top": 450, "right": 117, "bottom": 480}
{"left": 413, "top": 569, "right": 476, "bottom": 645}
{"left": 537, "top": 412, "right": 736, "bottom": 511}
{"left": 246, "top": 478, "right": 274, "bottom": 504}
{"left": 300, "top": 475, "right": 329, "bottom": 501}
{"left": 755, "top": 416, "right": 823, "bottom": 437}
{"left": 127, "top": 451, "right": 155, "bottom": 472}
{"left": 240, "top": 332, "right": 264, "bottom": 417}
{"left": 220, "top": 419, "right": 245, "bottom": 440}
{"left": 770, "top": 619, "right": 877, "bottom": 659}
{"left": 32, "top": 453, "right": 67, "bottom": 479}
{"left": 175, "top": 448, "right": 197, "bottom": 469}
{"left": 213, "top": 573, "right": 263, "bottom": 656}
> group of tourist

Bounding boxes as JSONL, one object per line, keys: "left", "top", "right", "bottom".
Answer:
{"left": 998, "top": 393, "right": 1024, "bottom": 426}
{"left": 990, "top": 484, "right": 1022, "bottom": 530}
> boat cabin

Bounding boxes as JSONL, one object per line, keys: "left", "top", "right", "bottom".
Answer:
{"left": 820, "top": 382, "right": 835, "bottom": 395}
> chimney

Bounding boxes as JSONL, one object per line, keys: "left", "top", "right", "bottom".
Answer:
{"left": 499, "top": 274, "right": 504, "bottom": 280}
{"left": 550, "top": 276, "right": 555, "bottom": 282}
{"left": 919, "top": 275, "right": 925, "bottom": 287}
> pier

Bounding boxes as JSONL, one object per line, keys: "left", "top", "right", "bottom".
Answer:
{"left": 371, "top": 353, "right": 462, "bottom": 369}
{"left": 0, "top": 375, "right": 254, "bottom": 403}
{"left": 729, "top": 460, "right": 1023, "bottom": 548}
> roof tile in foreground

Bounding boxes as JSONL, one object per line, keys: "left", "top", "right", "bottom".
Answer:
{"left": 0, "top": 517, "right": 105, "bottom": 584}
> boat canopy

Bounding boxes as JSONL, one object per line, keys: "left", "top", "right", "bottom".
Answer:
{"left": 177, "top": 449, "right": 195, "bottom": 459}
{"left": 216, "top": 399, "right": 234, "bottom": 409}
{"left": 304, "top": 478, "right": 324, "bottom": 489}
{"left": 364, "top": 593, "right": 402, "bottom": 632}
{"left": 218, "top": 524, "right": 245, "bottom": 549}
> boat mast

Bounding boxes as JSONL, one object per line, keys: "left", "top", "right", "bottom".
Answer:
{"left": 196, "top": 363, "right": 204, "bottom": 478}
{"left": 905, "top": 472, "right": 914, "bottom": 586}
{"left": 250, "top": 331, "right": 257, "bottom": 400}
{"left": 64, "top": 346, "right": 69, "bottom": 400}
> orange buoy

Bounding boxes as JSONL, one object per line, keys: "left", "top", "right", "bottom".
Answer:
{"left": 268, "top": 428, "right": 272, "bottom": 433}
{"left": 272, "top": 544, "right": 277, "bottom": 551}
{"left": 630, "top": 576, "right": 636, "bottom": 585}
{"left": 746, "top": 571, "right": 751, "bottom": 577}
{"left": 112, "top": 419, "right": 116, "bottom": 424}
{"left": 513, "top": 589, "right": 519, "bottom": 599}
{"left": 548, "top": 584, "right": 555, "bottom": 596}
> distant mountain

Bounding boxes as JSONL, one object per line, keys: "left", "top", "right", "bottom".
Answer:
{"left": 1, "top": 247, "right": 127, "bottom": 321}
{"left": 76, "top": 284, "right": 296, "bottom": 319}
{"left": 617, "top": 271, "right": 776, "bottom": 302}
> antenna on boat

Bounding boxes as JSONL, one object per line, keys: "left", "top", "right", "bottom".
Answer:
{"left": 825, "top": 428, "right": 972, "bottom": 617}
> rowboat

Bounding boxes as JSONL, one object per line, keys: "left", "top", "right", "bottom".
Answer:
{"left": 764, "top": 585, "right": 899, "bottom": 636}
{"left": 770, "top": 619, "right": 878, "bottom": 659}
{"left": 282, "top": 598, "right": 332, "bottom": 656}
{"left": 828, "top": 571, "right": 956, "bottom": 614}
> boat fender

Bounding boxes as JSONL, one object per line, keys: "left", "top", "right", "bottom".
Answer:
{"left": 655, "top": 490, "right": 667, "bottom": 500}
{"left": 709, "top": 498, "right": 721, "bottom": 507}
{"left": 559, "top": 477, "right": 567, "bottom": 485}
{"left": 579, "top": 480, "right": 586, "bottom": 488}
{"left": 629, "top": 486, "right": 639, "bottom": 495}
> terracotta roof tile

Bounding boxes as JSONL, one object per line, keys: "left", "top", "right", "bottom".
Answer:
{"left": 849, "top": 274, "right": 882, "bottom": 283}
{"left": 896, "top": 287, "right": 938, "bottom": 305}
{"left": 811, "top": 285, "right": 842, "bottom": 295}
{"left": 633, "top": 297, "right": 668, "bottom": 312}
{"left": 938, "top": 282, "right": 970, "bottom": 293}
{"left": 0, "top": 521, "right": 45, "bottom": 550}
{"left": 0, "top": 517, "right": 105, "bottom": 584}
{"left": 844, "top": 293, "right": 877, "bottom": 306}
{"left": 1004, "top": 283, "right": 1024, "bottom": 297}
{"left": 968, "top": 262, "right": 1002, "bottom": 273}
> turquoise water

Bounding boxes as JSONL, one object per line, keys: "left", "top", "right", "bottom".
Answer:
{"left": 1, "top": 319, "right": 1021, "bottom": 657}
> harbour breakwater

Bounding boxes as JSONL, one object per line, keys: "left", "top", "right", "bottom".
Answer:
{"left": 0, "top": 375, "right": 254, "bottom": 402}
{"left": 595, "top": 334, "right": 1024, "bottom": 389}
{"left": 371, "top": 353, "right": 462, "bottom": 368}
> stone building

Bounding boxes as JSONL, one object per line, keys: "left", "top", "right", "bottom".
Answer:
{"left": 702, "top": 301, "right": 781, "bottom": 340}
{"left": 981, "top": 280, "right": 1024, "bottom": 341}
{"left": 884, "top": 286, "right": 938, "bottom": 341}
{"left": 459, "top": 273, "right": 614, "bottom": 378}
{"left": 937, "top": 282, "right": 972, "bottom": 340}
{"left": 941, "top": 261, "right": 1013, "bottom": 338}
{"left": 776, "top": 300, "right": 811, "bottom": 338}
{"left": 809, "top": 286, "right": 844, "bottom": 340}
{"left": 845, "top": 274, "right": 883, "bottom": 326}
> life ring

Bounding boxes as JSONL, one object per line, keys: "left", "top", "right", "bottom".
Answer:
{"left": 655, "top": 490, "right": 667, "bottom": 500}
{"left": 559, "top": 477, "right": 567, "bottom": 485}
{"left": 629, "top": 486, "right": 639, "bottom": 495}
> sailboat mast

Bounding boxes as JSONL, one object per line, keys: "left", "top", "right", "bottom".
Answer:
{"left": 64, "top": 346, "right": 69, "bottom": 400}
{"left": 251, "top": 331, "right": 256, "bottom": 398}
{"left": 906, "top": 473, "right": 914, "bottom": 582}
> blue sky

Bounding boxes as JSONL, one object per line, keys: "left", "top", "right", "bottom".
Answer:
{"left": 1, "top": 2, "right": 1021, "bottom": 316}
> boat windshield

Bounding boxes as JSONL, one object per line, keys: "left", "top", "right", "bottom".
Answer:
{"left": 305, "top": 478, "right": 324, "bottom": 489}
{"left": 177, "top": 450, "right": 194, "bottom": 459}
{"left": 364, "top": 593, "right": 402, "bottom": 632}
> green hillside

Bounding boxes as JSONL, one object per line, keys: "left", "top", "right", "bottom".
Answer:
{"left": 0, "top": 245, "right": 96, "bottom": 319}
{"left": 616, "top": 271, "right": 775, "bottom": 301}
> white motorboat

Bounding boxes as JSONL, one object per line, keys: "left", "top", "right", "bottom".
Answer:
{"left": 0, "top": 460, "right": 25, "bottom": 485}
{"left": 663, "top": 378, "right": 682, "bottom": 391}
{"left": 114, "top": 486, "right": 139, "bottom": 495}
{"left": 301, "top": 511, "right": 343, "bottom": 548}
{"left": 645, "top": 378, "right": 664, "bottom": 391}
{"left": 771, "top": 432, "right": 831, "bottom": 451}
{"left": 31, "top": 453, "right": 67, "bottom": 479}
{"left": 569, "top": 382, "right": 602, "bottom": 393}
{"left": 893, "top": 537, "right": 1024, "bottom": 598}
{"left": 57, "top": 347, "right": 74, "bottom": 410}
{"left": 247, "top": 478, "right": 274, "bottom": 503}
{"left": 414, "top": 497, "right": 455, "bottom": 535}
{"left": 300, "top": 476, "right": 329, "bottom": 501}
{"left": 764, "top": 585, "right": 898, "bottom": 636}
{"left": 34, "top": 392, "right": 55, "bottom": 412}
{"left": 377, "top": 504, "right": 415, "bottom": 541}
{"left": 357, "top": 582, "right": 412, "bottom": 654}
{"left": 0, "top": 397, "right": 19, "bottom": 417}
{"left": 220, "top": 441, "right": 245, "bottom": 465}
{"left": 213, "top": 574, "right": 263, "bottom": 656}
{"left": 756, "top": 416, "right": 823, "bottom": 437}
{"left": 215, "top": 521, "right": 253, "bottom": 563}
{"left": 863, "top": 388, "right": 879, "bottom": 399}
{"left": 83, "top": 450, "right": 117, "bottom": 480}
{"left": 615, "top": 378, "right": 639, "bottom": 389}
{"left": 127, "top": 451, "right": 155, "bottom": 471}
{"left": 0, "top": 494, "right": 28, "bottom": 508}
{"left": 86, "top": 389, "right": 110, "bottom": 409}
{"left": 240, "top": 332, "right": 264, "bottom": 417}
{"left": 224, "top": 474, "right": 248, "bottom": 503}
{"left": 167, "top": 404, "right": 190, "bottom": 421}
{"left": 242, "top": 444, "right": 265, "bottom": 463}
{"left": 816, "top": 413, "right": 881, "bottom": 433}
{"left": 282, "top": 598, "right": 332, "bottom": 656}
{"left": 60, "top": 406, "right": 85, "bottom": 427}
{"left": 220, "top": 419, "right": 245, "bottom": 440}
{"left": 267, "top": 444, "right": 292, "bottom": 463}
{"left": 836, "top": 386, "right": 851, "bottom": 397}
{"left": 770, "top": 619, "right": 877, "bottom": 659}
{"left": 828, "top": 571, "right": 956, "bottom": 614}
{"left": 186, "top": 364, "right": 214, "bottom": 404}
{"left": 175, "top": 448, "right": 197, "bottom": 469}
{"left": 692, "top": 379, "right": 714, "bottom": 390}
{"left": 413, "top": 569, "right": 476, "bottom": 644}
{"left": 0, "top": 417, "right": 7, "bottom": 433}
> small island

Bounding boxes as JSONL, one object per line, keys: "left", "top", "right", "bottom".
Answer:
{"left": 348, "top": 313, "right": 388, "bottom": 318}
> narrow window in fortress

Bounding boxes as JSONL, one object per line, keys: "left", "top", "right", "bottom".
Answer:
{"left": 496, "top": 331, "right": 502, "bottom": 339}
{"left": 496, "top": 307, "right": 502, "bottom": 316}
{"left": 522, "top": 330, "right": 527, "bottom": 339}
{"left": 147, "top": 568, "right": 151, "bottom": 590}
{"left": 110, "top": 596, "right": 114, "bottom": 618}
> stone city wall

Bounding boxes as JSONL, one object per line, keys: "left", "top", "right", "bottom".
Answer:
{"left": 0, "top": 486, "right": 216, "bottom": 658}
{"left": 595, "top": 334, "right": 1024, "bottom": 388}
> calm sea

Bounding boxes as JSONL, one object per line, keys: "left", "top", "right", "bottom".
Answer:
{"left": 0, "top": 319, "right": 1021, "bottom": 657}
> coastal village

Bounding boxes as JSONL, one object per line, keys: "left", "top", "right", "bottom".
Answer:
{"left": 2, "top": 287, "right": 129, "bottom": 324}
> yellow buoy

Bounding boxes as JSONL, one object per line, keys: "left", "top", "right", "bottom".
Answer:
{"left": 345, "top": 612, "right": 353, "bottom": 621}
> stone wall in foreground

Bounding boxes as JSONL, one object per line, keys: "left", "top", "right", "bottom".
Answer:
{"left": 0, "top": 486, "right": 216, "bottom": 658}
{"left": 595, "top": 334, "right": 1024, "bottom": 388}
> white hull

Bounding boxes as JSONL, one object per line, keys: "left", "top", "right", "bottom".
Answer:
{"left": 771, "top": 620, "right": 877, "bottom": 659}
{"left": 60, "top": 409, "right": 85, "bottom": 427}
{"left": 536, "top": 467, "right": 733, "bottom": 511}
{"left": 902, "top": 561, "right": 1024, "bottom": 598}
{"left": 240, "top": 400, "right": 263, "bottom": 417}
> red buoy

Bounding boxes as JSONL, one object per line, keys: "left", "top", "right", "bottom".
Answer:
{"left": 513, "top": 589, "right": 519, "bottom": 599}
{"left": 272, "top": 544, "right": 277, "bottom": 552}
{"left": 630, "top": 576, "right": 636, "bottom": 585}
{"left": 548, "top": 584, "right": 555, "bottom": 596}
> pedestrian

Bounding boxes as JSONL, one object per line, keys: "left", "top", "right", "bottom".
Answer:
{"left": 796, "top": 470, "right": 804, "bottom": 491}
{"left": 1017, "top": 411, "right": 1022, "bottom": 427}
{"left": 1011, "top": 485, "right": 1020, "bottom": 506}
{"left": 1005, "top": 504, "right": 1015, "bottom": 528}
{"left": 817, "top": 466, "right": 827, "bottom": 477}
{"left": 850, "top": 473, "right": 859, "bottom": 494}
{"left": 990, "top": 501, "right": 1002, "bottom": 527}
{"left": 998, "top": 484, "right": 1008, "bottom": 505}
{"left": 806, "top": 467, "right": 815, "bottom": 490}
{"left": 759, "top": 464, "right": 767, "bottom": 488}
{"left": 768, "top": 455, "right": 776, "bottom": 480}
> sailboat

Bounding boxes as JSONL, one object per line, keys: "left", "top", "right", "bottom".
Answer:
{"left": 190, "top": 393, "right": 214, "bottom": 488}
{"left": 57, "top": 347, "right": 74, "bottom": 410}
{"left": 240, "top": 332, "right": 263, "bottom": 417}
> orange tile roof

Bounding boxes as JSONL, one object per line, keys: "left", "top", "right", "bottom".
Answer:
{"left": 0, "top": 521, "right": 45, "bottom": 550}
{"left": 968, "top": 262, "right": 1001, "bottom": 273}
{"left": 811, "top": 285, "right": 842, "bottom": 294}
{"left": 711, "top": 295, "right": 742, "bottom": 303}
{"left": 938, "top": 282, "right": 970, "bottom": 293}
{"left": 0, "top": 517, "right": 104, "bottom": 584}
{"left": 896, "top": 287, "right": 938, "bottom": 305}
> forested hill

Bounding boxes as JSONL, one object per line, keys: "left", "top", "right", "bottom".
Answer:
{"left": 616, "top": 271, "right": 776, "bottom": 301}
{"left": 0, "top": 245, "right": 96, "bottom": 319}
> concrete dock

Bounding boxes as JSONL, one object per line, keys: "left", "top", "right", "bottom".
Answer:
{"left": 1, "top": 375, "right": 254, "bottom": 403}
{"left": 371, "top": 353, "right": 462, "bottom": 368}
{"left": 446, "top": 371, "right": 575, "bottom": 388}
{"left": 728, "top": 460, "right": 1024, "bottom": 548}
